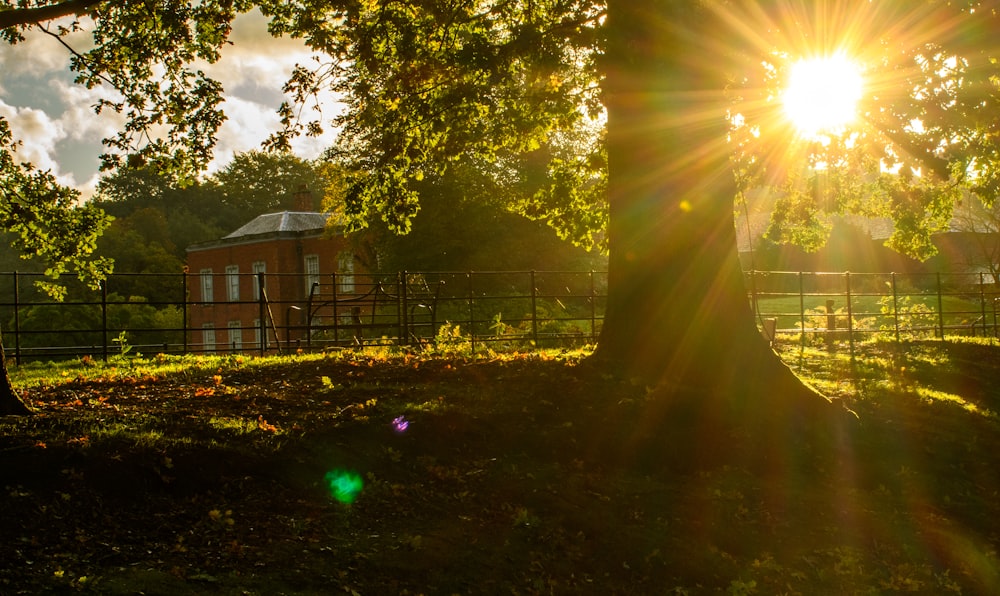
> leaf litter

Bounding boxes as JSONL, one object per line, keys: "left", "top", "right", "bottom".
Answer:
{"left": 0, "top": 346, "right": 998, "bottom": 594}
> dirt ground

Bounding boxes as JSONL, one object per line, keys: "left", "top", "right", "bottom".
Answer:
{"left": 1, "top": 346, "right": 999, "bottom": 594}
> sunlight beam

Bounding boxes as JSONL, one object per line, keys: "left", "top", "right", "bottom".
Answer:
{"left": 783, "top": 54, "right": 864, "bottom": 138}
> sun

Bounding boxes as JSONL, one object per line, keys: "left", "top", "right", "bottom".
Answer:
{"left": 782, "top": 54, "right": 864, "bottom": 137}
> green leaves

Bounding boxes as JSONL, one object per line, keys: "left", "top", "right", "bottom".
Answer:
{"left": 728, "top": 3, "right": 1000, "bottom": 259}
{"left": 63, "top": 0, "right": 243, "bottom": 179}
{"left": 316, "top": 0, "right": 605, "bottom": 233}
{"left": 0, "top": 119, "right": 113, "bottom": 296}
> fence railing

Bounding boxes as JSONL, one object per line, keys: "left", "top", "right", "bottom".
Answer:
{"left": 0, "top": 270, "right": 608, "bottom": 363}
{"left": 747, "top": 270, "right": 1000, "bottom": 357}
{"left": 1, "top": 269, "right": 996, "bottom": 364}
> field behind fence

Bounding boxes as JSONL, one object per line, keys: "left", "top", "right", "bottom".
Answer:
{"left": 748, "top": 270, "right": 1000, "bottom": 355}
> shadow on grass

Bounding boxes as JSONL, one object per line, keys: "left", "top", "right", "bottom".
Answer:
{"left": 1, "top": 346, "right": 998, "bottom": 594}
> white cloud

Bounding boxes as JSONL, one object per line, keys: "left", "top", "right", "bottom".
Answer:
{"left": 66, "top": 172, "right": 101, "bottom": 201}
{"left": 0, "top": 97, "right": 102, "bottom": 199}
{"left": 52, "top": 78, "right": 124, "bottom": 142}
{"left": 0, "top": 18, "right": 91, "bottom": 77}
{"left": 210, "top": 96, "right": 282, "bottom": 172}
{"left": 0, "top": 99, "right": 66, "bottom": 171}
{"left": 0, "top": 8, "right": 343, "bottom": 193}
{"left": 201, "top": 10, "right": 342, "bottom": 170}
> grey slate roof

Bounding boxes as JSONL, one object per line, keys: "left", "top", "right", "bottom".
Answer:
{"left": 223, "top": 211, "right": 331, "bottom": 239}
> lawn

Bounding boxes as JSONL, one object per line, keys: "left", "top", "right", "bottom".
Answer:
{"left": 1, "top": 340, "right": 998, "bottom": 594}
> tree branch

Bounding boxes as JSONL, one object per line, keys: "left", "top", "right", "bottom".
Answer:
{"left": 0, "top": 0, "right": 104, "bottom": 30}
{"left": 873, "top": 122, "right": 954, "bottom": 181}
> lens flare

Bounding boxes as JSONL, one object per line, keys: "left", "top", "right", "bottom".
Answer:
{"left": 324, "top": 470, "right": 363, "bottom": 504}
{"left": 392, "top": 416, "right": 410, "bottom": 433}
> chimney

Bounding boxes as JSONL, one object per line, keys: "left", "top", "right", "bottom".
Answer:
{"left": 293, "top": 185, "right": 314, "bottom": 212}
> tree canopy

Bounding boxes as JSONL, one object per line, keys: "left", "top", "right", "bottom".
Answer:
{"left": 92, "top": 151, "right": 338, "bottom": 262}
{"left": 4, "top": 1, "right": 999, "bottom": 254}
{"left": 0, "top": 119, "right": 111, "bottom": 299}
{"left": 728, "top": 2, "right": 1000, "bottom": 260}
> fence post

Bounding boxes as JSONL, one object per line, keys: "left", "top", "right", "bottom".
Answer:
{"left": 399, "top": 271, "right": 408, "bottom": 346}
{"left": 257, "top": 272, "right": 266, "bottom": 356}
{"left": 891, "top": 272, "right": 900, "bottom": 344}
{"left": 846, "top": 272, "right": 855, "bottom": 360}
{"left": 330, "top": 272, "right": 338, "bottom": 346}
{"left": 980, "top": 272, "right": 988, "bottom": 337}
{"left": 530, "top": 270, "right": 539, "bottom": 346}
{"left": 995, "top": 296, "right": 999, "bottom": 339}
{"left": 101, "top": 280, "right": 109, "bottom": 362}
{"left": 467, "top": 272, "right": 476, "bottom": 353}
{"left": 590, "top": 270, "right": 597, "bottom": 343}
{"left": 936, "top": 272, "right": 945, "bottom": 339}
{"left": 798, "top": 272, "right": 805, "bottom": 358}
{"left": 182, "top": 271, "right": 188, "bottom": 355}
{"left": 12, "top": 271, "right": 21, "bottom": 366}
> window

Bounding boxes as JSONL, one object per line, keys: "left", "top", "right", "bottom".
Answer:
{"left": 252, "top": 318, "right": 262, "bottom": 349}
{"left": 200, "top": 269, "right": 213, "bottom": 303}
{"left": 202, "top": 324, "right": 216, "bottom": 353}
{"left": 228, "top": 320, "right": 243, "bottom": 351}
{"left": 304, "top": 254, "right": 320, "bottom": 296}
{"left": 226, "top": 265, "right": 240, "bottom": 301}
{"left": 252, "top": 261, "right": 266, "bottom": 299}
{"left": 337, "top": 252, "right": 355, "bottom": 294}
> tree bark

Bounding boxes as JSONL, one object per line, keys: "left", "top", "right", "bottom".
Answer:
{"left": 0, "top": 0, "right": 104, "bottom": 30}
{"left": 595, "top": 1, "right": 840, "bottom": 421}
{"left": 0, "top": 333, "right": 31, "bottom": 416}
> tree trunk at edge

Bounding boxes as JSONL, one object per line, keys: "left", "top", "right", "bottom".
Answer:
{"left": 594, "top": 1, "right": 842, "bottom": 424}
{"left": 0, "top": 332, "right": 30, "bottom": 416}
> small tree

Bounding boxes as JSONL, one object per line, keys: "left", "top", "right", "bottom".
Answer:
{"left": 0, "top": 121, "right": 112, "bottom": 414}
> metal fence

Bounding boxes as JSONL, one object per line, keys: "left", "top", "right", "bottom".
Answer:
{"left": 0, "top": 270, "right": 608, "bottom": 363}
{"left": 747, "top": 270, "right": 1000, "bottom": 356}
{"left": 2, "top": 269, "right": 996, "bottom": 364}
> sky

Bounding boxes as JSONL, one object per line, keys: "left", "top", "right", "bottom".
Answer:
{"left": 0, "top": 10, "right": 340, "bottom": 199}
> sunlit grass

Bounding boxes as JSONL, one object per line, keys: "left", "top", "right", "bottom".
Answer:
{"left": 9, "top": 345, "right": 595, "bottom": 391}
{"left": 915, "top": 387, "right": 996, "bottom": 418}
{"left": 90, "top": 426, "right": 173, "bottom": 448}
{"left": 9, "top": 351, "right": 332, "bottom": 389}
{"left": 207, "top": 416, "right": 263, "bottom": 435}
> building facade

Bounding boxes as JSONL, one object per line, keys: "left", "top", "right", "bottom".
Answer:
{"left": 186, "top": 211, "right": 359, "bottom": 352}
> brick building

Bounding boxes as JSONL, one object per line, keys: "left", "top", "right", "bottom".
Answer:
{"left": 186, "top": 210, "right": 359, "bottom": 352}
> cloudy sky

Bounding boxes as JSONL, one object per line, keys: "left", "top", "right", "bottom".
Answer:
{"left": 0, "top": 10, "right": 340, "bottom": 199}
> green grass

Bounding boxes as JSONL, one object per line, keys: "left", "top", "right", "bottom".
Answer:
{"left": 2, "top": 341, "right": 998, "bottom": 594}
{"left": 755, "top": 293, "right": 994, "bottom": 337}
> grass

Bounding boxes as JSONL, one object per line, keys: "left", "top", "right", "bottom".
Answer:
{"left": 1, "top": 341, "right": 999, "bottom": 594}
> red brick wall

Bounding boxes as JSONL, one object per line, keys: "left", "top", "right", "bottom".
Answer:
{"left": 186, "top": 233, "right": 355, "bottom": 352}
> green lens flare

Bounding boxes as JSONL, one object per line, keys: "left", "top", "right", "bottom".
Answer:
{"left": 324, "top": 470, "right": 363, "bottom": 504}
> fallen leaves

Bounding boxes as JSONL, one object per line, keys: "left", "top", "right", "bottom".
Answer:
{"left": 2, "top": 349, "right": 998, "bottom": 595}
{"left": 256, "top": 416, "right": 277, "bottom": 433}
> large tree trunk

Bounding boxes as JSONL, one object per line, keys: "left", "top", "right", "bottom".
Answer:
{"left": 0, "top": 334, "right": 31, "bottom": 416}
{"left": 595, "top": 1, "right": 840, "bottom": 422}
